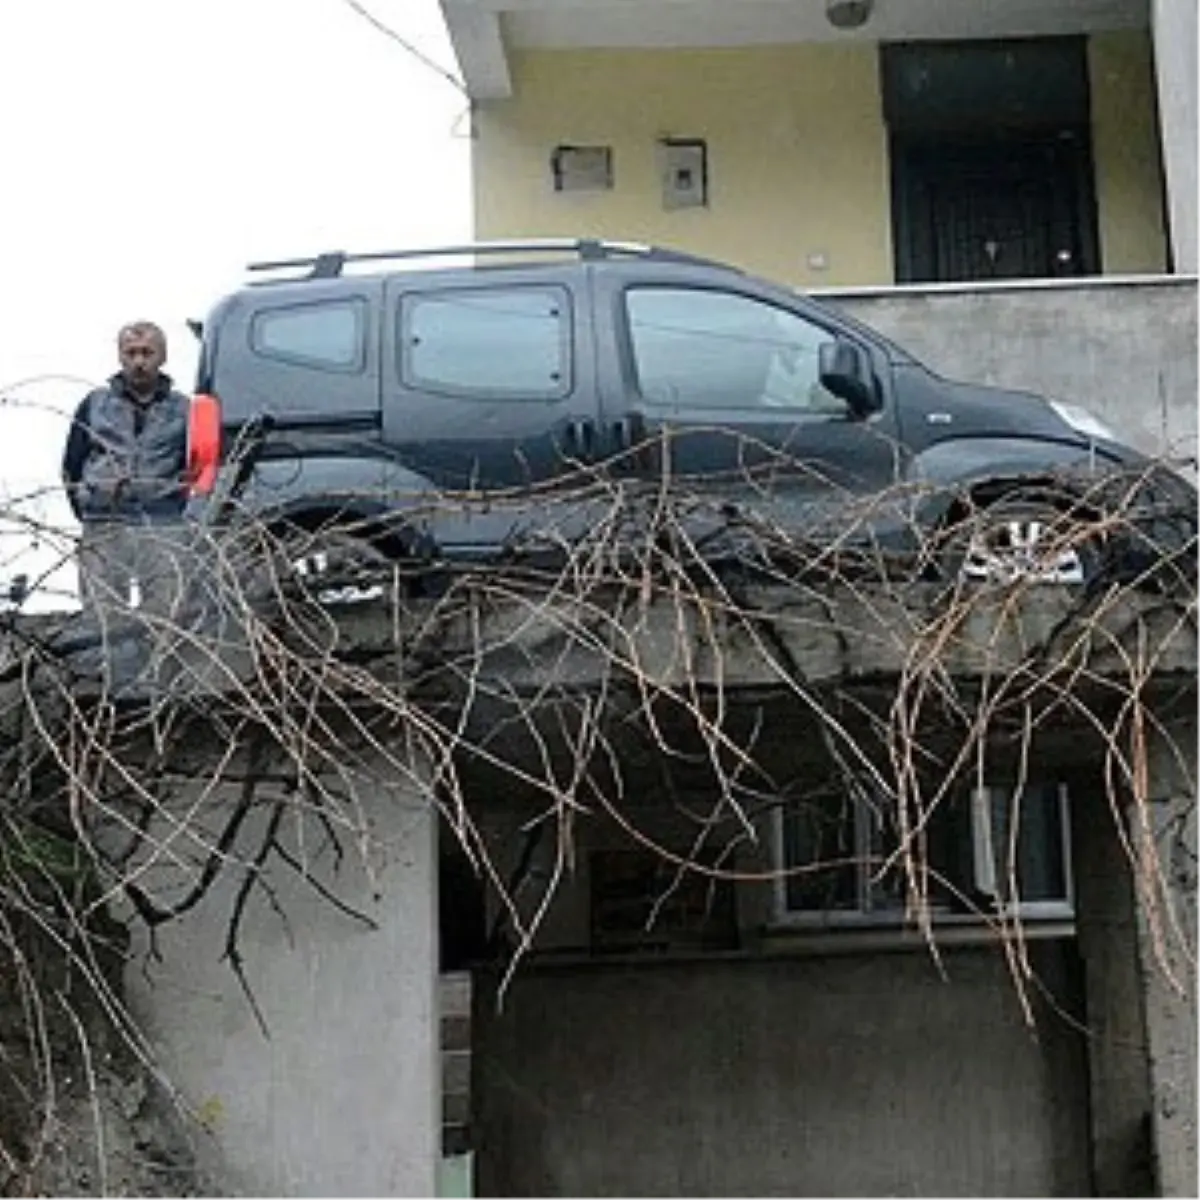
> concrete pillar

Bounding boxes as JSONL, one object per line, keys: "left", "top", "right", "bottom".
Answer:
{"left": 1130, "top": 716, "right": 1198, "bottom": 1196}
{"left": 119, "top": 750, "right": 440, "bottom": 1197}
{"left": 1151, "top": 0, "right": 1199, "bottom": 272}
{"left": 1072, "top": 767, "right": 1155, "bottom": 1197}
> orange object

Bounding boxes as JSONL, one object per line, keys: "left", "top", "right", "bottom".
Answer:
{"left": 188, "top": 393, "right": 222, "bottom": 495}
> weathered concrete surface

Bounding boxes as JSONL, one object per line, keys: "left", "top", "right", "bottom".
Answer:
{"left": 1135, "top": 716, "right": 1198, "bottom": 1196}
{"left": 19, "top": 580, "right": 1194, "bottom": 717}
{"left": 8, "top": 583, "right": 1193, "bottom": 792}
{"left": 1072, "top": 767, "right": 1157, "bottom": 1196}
{"left": 335, "top": 582, "right": 1198, "bottom": 701}
{"left": 474, "top": 947, "right": 1091, "bottom": 1197}
{"left": 114, "top": 765, "right": 439, "bottom": 1197}
{"left": 821, "top": 277, "right": 1198, "bottom": 469}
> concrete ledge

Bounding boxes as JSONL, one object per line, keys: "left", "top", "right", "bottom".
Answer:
{"left": 808, "top": 272, "right": 1198, "bottom": 300}
{"left": 6, "top": 582, "right": 1194, "bottom": 713}
{"left": 333, "top": 582, "right": 1196, "bottom": 701}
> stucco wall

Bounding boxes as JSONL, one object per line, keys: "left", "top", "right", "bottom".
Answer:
{"left": 1089, "top": 30, "right": 1170, "bottom": 274}
{"left": 472, "top": 44, "right": 892, "bottom": 287}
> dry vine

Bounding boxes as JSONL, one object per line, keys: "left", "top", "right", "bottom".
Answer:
{"left": 0, "top": 429, "right": 1194, "bottom": 1192}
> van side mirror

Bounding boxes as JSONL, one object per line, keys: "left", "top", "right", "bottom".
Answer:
{"left": 819, "top": 339, "right": 879, "bottom": 417}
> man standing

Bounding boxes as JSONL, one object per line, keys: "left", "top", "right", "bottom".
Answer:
{"left": 61, "top": 321, "right": 190, "bottom": 612}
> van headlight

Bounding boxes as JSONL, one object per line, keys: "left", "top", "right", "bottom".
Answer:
{"left": 1049, "top": 401, "right": 1118, "bottom": 442}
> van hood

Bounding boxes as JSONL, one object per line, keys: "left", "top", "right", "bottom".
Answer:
{"left": 894, "top": 364, "right": 1142, "bottom": 463}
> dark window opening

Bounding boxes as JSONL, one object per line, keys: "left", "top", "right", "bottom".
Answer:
{"left": 882, "top": 38, "right": 1100, "bottom": 283}
{"left": 590, "top": 846, "right": 739, "bottom": 953}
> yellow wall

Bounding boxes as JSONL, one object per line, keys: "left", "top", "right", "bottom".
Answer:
{"left": 471, "top": 45, "right": 893, "bottom": 288}
{"left": 1088, "top": 30, "right": 1169, "bottom": 274}
{"left": 471, "top": 38, "right": 1169, "bottom": 285}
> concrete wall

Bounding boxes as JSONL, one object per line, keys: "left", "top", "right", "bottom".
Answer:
{"left": 1137, "top": 717, "right": 1199, "bottom": 1196}
{"left": 471, "top": 35, "right": 1169, "bottom": 287}
{"left": 474, "top": 947, "right": 1091, "bottom": 1197}
{"left": 470, "top": 794, "right": 1092, "bottom": 1198}
{"left": 819, "top": 276, "right": 1198, "bottom": 466}
{"left": 115, "top": 766, "right": 440, "bottom": 1197}
{"left": 1071, "top": 766, "right": 1157, "bottom": 1196}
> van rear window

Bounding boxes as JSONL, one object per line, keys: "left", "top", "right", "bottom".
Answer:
{"left": 250, "top": 300, "right": 365, "bottom": 371}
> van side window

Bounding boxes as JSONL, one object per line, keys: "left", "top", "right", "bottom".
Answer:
{"left": 250, "top": 300, "right": 365, "bottom": 371}
{"left": 625, "top": 287, "right": 846, "bottom": 414}
{"left": 401, "top": 287, "right": 570, "bottom": 399}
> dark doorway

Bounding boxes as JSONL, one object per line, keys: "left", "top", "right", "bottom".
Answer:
{"left": 440, "top": 822, "right": 488, "bottom": 971}
{"left": 892, "top": 130, "right": 1100, "bottom": 282}
{"left": 883, "top": 39, "right": 1101, "bottom": 284}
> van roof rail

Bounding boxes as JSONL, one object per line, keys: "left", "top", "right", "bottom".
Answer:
{"left": 245, "top": 239, "right": 736, "bottom": 280}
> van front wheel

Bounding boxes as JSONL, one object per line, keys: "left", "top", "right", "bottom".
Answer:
{"left": 279, "top": 525, "right": 398, "bottom": 607}
{"left": 936, "top": 494, "right": 1102, "bottom": 587}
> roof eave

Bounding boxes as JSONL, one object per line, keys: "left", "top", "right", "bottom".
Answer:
{"left": 440, "top": 0, "right": 513, "bottom": 100}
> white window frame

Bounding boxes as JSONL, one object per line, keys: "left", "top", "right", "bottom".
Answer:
{"left": 969, "top": 783, "right": 1074, "bottom": 921}
{"left": 771, "top": 783, "right": 1074, "bottom": 927}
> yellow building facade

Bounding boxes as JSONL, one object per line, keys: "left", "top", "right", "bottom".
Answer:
{"left": 466, "top": 31, "right": 1168, "bottom": 287}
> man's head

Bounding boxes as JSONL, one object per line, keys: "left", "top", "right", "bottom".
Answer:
{"left": 117, "top": 321, "right": 168, "bottom": 398}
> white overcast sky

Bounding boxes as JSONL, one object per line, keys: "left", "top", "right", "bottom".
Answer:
{"left": 0, "top": 0, "right": 470, "bottom": 603}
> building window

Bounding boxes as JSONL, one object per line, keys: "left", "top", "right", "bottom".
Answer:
{"left": 776, "top": 781, "right": 1073, "bottom": 925}
{"left": 250, "top": 299, "right": 365, "bottom": 371}
{"left": 401, "top": 287, "right": 571, "bottom": 399}
{"left": 624, "top": 287, "right": 847, "bottom": 414}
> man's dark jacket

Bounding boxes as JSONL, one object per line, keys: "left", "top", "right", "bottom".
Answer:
{"left": 61, "top": 374, "right": 190, "bottom": 521}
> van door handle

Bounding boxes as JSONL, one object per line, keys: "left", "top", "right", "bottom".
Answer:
{"left": 612, "top": 413, "right": 645, "bottom": 449}
{"left": 612, "top": 413, "right": 648, "bottom": 472}
{"left": 563, "top": 418, "right": 595, "bottom": 461}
